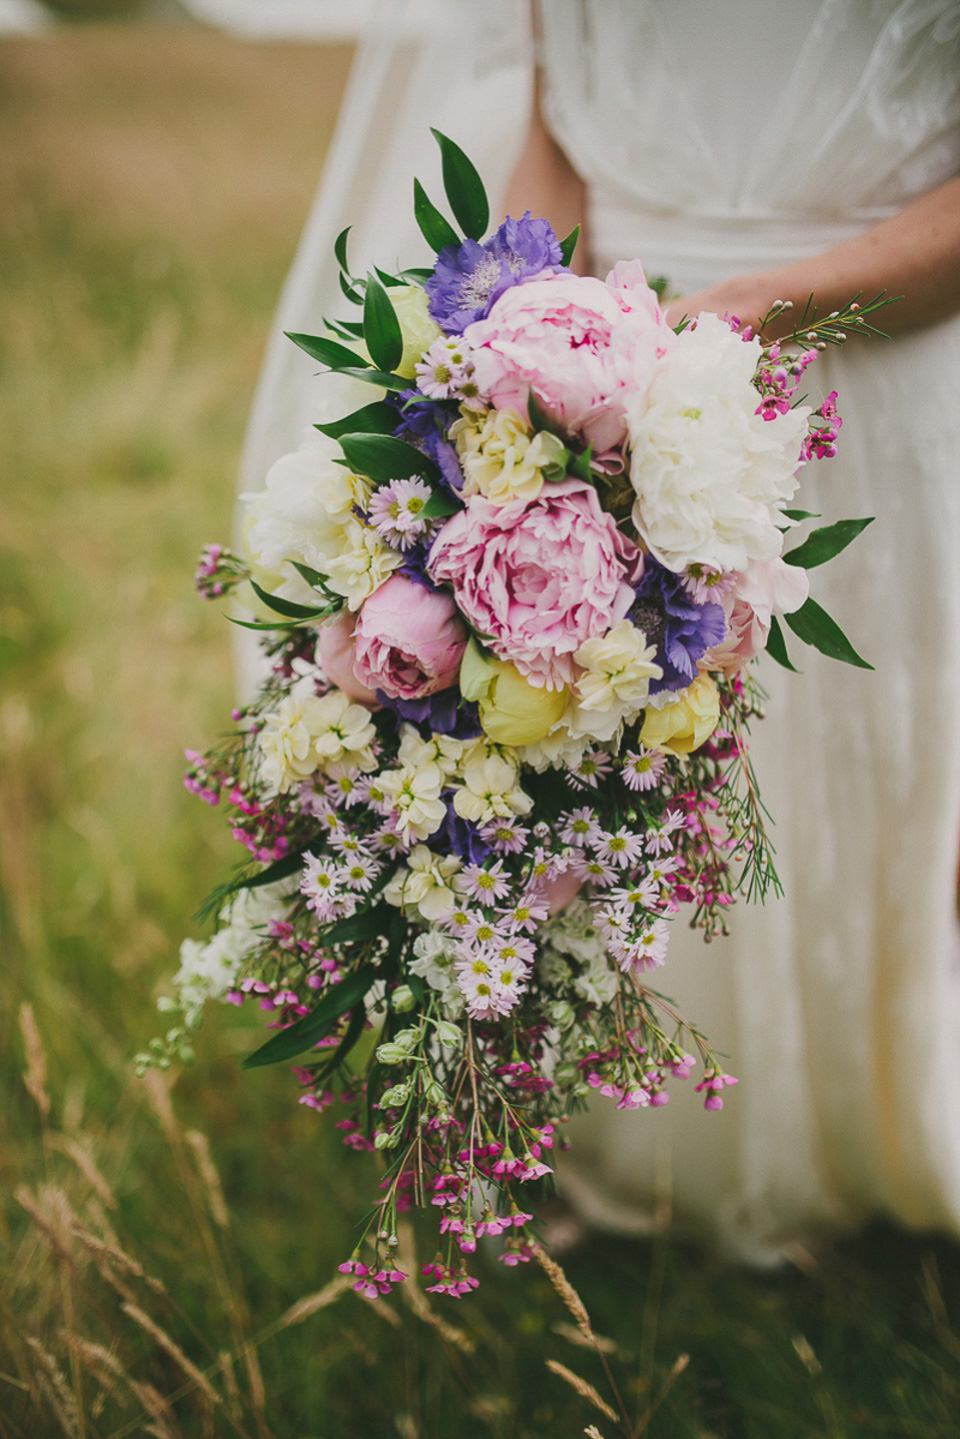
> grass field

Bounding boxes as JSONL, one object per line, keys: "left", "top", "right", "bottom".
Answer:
{"left": 3, "top": 28, "right": 960, "bottom": 1439}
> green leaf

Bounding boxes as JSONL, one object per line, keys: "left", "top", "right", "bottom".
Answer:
{"left": 313, "top": 1002, "right": 368, "bottom": 1084}
{"left": 784, "top": 516, "right": 874, "bottom": 570}
{"left": 413, "top": 178, "right": 459, "bottom": 253}
{"left": 285, "top": 331, "right": 365, "bottom": 370}
{"left": 421, "top": 488, "right": 461, "bottom": 520}
{"left": 289, "top": 561, "right": 332, "bottom": 591}
{"left": 242, "top": 965, "right": 377, "bottom": 1069}
{"left": 559, "top": 224, "right": 580, "bottom": 267}
{"left": 249, "top": 580, "right": 329, "bottom": 621}
{"left": 228, "top": 616, "right": 306, "bottom": 633}
{"left": 339, "top": 432, "right": 442, "bottom": 486}
{"left": 316, "top": 402, "right": 399, "bottom": 442}
{"left": 784, "top": 597, "right": 873, "bottom": 669}
{"left": 321, "top": 902, "right": 393, "bottom": 947}
{"left": 363, "top": 271, "right": 404, "bottom": 373}
{"left": 781, "top": 508, "right": 821, "bottom": 522}
{"left": 334, "top": 365, "right": 407, "bottom": 393}
{"left": 398, "top": 266, "right": 433, "bottom": 283}
{"left": 334, "top": 225, "right": 352, "bottom": 275}
{"left": 241, "top": 847, "right": 310, "bottom": 891}
{"left": 339, "top": 271, "right": 363, "bottom": 306}
{"left": 431, "top": 128, "right": 489, "bottom": 240}
{"left": 765, "top": 616, "right": 799, "bottom": 672}
{"left": 526, "top": 389, "right": 564, "bottom": 440}
{"left": 568, "top": 444, "right": 594, "bottom": 483}
{"left": 375, "top": 266, "right": 406, "bottom": 289}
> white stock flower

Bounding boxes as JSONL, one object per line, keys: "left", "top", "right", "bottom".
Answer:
{"left": 384, "top": 846, "right": 463, "bottom": 921}
{"left": 258, "top": 691, "right": 376, "bottom": 794}
{"left": 397, "top": 726, "right": 464, "bottom": 779}
{"left": 450, "top": 404, "right": 566, "bottom": 505}
{"left": 627, "top": 312, "right": 810, "bottom": 573}
{"left": 379, "top": 761, "right": 447, "bottom": 843}
{"left": 570, "top": 619, "right": 663, "bottom": 739}
{"left": 324, "top": 515, "right": 402, "bottom": 610}
{"left": 453, "top": 752, "right": 532, "bottom": 826}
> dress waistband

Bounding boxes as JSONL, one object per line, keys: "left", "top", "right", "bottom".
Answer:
{"left": 588, "top": 188, "right": 900, "bottom": 292}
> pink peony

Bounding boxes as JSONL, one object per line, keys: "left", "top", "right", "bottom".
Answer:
{"left": 706, "top": 558, "right": 810, "bottom": 675}
{"left": 463, "top": 266, "right": 668, "bottom": 471}
{"left": 352, "top": 574, "right": 467, "bottom": 700}
{"left": 427, "top": 478, "right": 644, "bottom": 690}
{"left": 316, "top": 612, "right": 380, "bottom": 705}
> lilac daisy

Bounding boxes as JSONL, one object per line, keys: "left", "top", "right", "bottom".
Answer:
{"left": 559, "top": 806, "right": 602, "bottom": 847}
{"left": 621, "top": 746, "right": 667, "bottom": 793}
{"left": 368, "top": 477, "right": 435, "bottom": 551}
{"left": 597, "top": 827, "right": 647, "bottom": 869}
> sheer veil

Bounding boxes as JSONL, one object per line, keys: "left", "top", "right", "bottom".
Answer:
{"left": 237, "top": 0, "right": 532, "bottom": 498}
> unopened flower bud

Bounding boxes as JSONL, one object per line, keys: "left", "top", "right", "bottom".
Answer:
{"left": 392, "top": 984, "right": 416, "bottom": 1013}
{"left": 380, "top": 1084, "right": 410, "bottom": 1109}
{"left": 434, "top": 1020, "right": 462, "bottom": 1049}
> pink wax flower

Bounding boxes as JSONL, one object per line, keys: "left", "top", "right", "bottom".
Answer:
{"left": 352, "top": 573, "right": 468, "bottom": 700}
{"left": 428, "top": 478, "right": 643, "bottom": 689}
{"left": 706, "top": 558, "right": 810, "bottom": 675}
{"left": 464, "top": 266, "right": 668, "bottom": 471}
{"left": 315, "top": 611, "right": 380, "bottom": 705}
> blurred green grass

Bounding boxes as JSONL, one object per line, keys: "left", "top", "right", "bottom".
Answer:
{"left": 2, "top": 28, "right": 960, "bottom": 1439}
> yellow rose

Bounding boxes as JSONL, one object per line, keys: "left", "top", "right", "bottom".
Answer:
{"left": 639, "top": 671, "right": 721, "bottom": 755}
{"left": 459, "top": 641, "right": 567, "bottom": 747}
{"left": 390, "top": 285, "right": 443, "bottom": 379}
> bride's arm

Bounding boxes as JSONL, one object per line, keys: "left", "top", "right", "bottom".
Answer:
{"left": 501, "top": 25, "right": 588, "bottom": 273}
{"left": 664, "top": 173, "right": 960, "bottom": 337}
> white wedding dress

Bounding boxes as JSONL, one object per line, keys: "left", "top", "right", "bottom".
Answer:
{"left": 239, "top": 0, "right": 960, "bottom": 1261}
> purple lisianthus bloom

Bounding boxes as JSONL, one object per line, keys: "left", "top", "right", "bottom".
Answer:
{"left": 376, "top": 687, "right": 483, "bottom": 738}
{"left": 392, "top": 391, "right": 464, "bottom": 492}
{"left": 436, "top": 805, "right": 492, "bottom": 866}
{"left": 631, "top": 557, "right": 726, "bottom": 694}
{"left": 426, "top": 211, "right": 565, "bottom": 333}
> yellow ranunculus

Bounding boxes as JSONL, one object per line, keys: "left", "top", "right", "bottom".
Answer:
{"left": 639, "top": 671, "right": 721, "bottom": 755}
{"left": 459, "top": 641, "right": 567, "bottom": 747}
{"left": 390, "top": 285, "right": 443, "bottom": 379}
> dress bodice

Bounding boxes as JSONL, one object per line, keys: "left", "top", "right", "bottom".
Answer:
{"left": 538, "top": 0, "right": 960, "bottom": 283}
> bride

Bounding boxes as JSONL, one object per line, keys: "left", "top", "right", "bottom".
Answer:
{"left": 238, "top": 0, "right": 960, "bottom": 1261}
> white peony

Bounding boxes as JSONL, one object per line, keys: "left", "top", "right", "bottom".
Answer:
{"left": 241, "top": 433, "right": 374, "bottom": 606}
{"left": 626, "top": 312, "right": 810, "bottom": 573}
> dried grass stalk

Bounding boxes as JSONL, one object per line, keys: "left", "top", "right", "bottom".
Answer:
{"left": 127, "top": 1379, "right": 185, "bottom": 1439}
{"left": 584, "top": 1427, "right": 607, "bottom": 1439}
{"left": 535, "top": 1247, "right": 594, "bottom": 1345}
{"left": 25, "top": 1336, "right": 81, "bottom": 1439}
{"left": 277, "top": 1274, "right": 352, "bottom": 1328}
{"left": 62, "top": 1332, "right": 128, "bottom": 1402}
{"left": 19, "top": 1001, "right": 50, "bottom": 1121}
{"left": 141, "top": 1070, "right": 179, "bottom": 1144}
{"left": 553, "top": 1321, "right": 619, "bottom": 1356}
{"left": 15, "top": 1185, "right": 80, "bottom": 1274}
{"left": 120, "top": 1303, "right": 220, "bottom": 1408}
{"left": 184, "top": 1130, "right": 230, "bottom": 1230}
{"left": 545, "top": 1360, "right": 619, "bottom": 1424}
{"left": 50, "top": 1135, "right": 118, "bottom": 1211}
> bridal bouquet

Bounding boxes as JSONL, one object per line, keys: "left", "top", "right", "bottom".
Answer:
{"left": 155, "top": 133, "right": 877, "bottom": 1297}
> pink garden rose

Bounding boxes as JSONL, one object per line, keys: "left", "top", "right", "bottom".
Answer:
{"left": 464, "top": 266, "right": 668, "bottom": 471}
{"left": 428, "top": 478, "right": 644, "bottom": 690}
{"left": 315, "top": 612, "right": 380, "bottom": 706}
{"left": 352, "top": 574, "right": 468, "bottom": 700}
{"left": 706, "top": 558, "right": 810, "bottom": 675}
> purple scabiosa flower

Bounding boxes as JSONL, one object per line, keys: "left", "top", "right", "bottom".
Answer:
{"left": 425, "top": 211, "right": 565, "bottom": 332}
{"left": 438, "top": 806, "right": 492, "bottom": 867}
{"left": 376, "top": 687, "right": 483, "bottom": 738}
{"left": 631, "top": 556, "right": 727, "bottom": 694}
{"left": 393, "top": 391, "right": 465, "bottom": 492}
